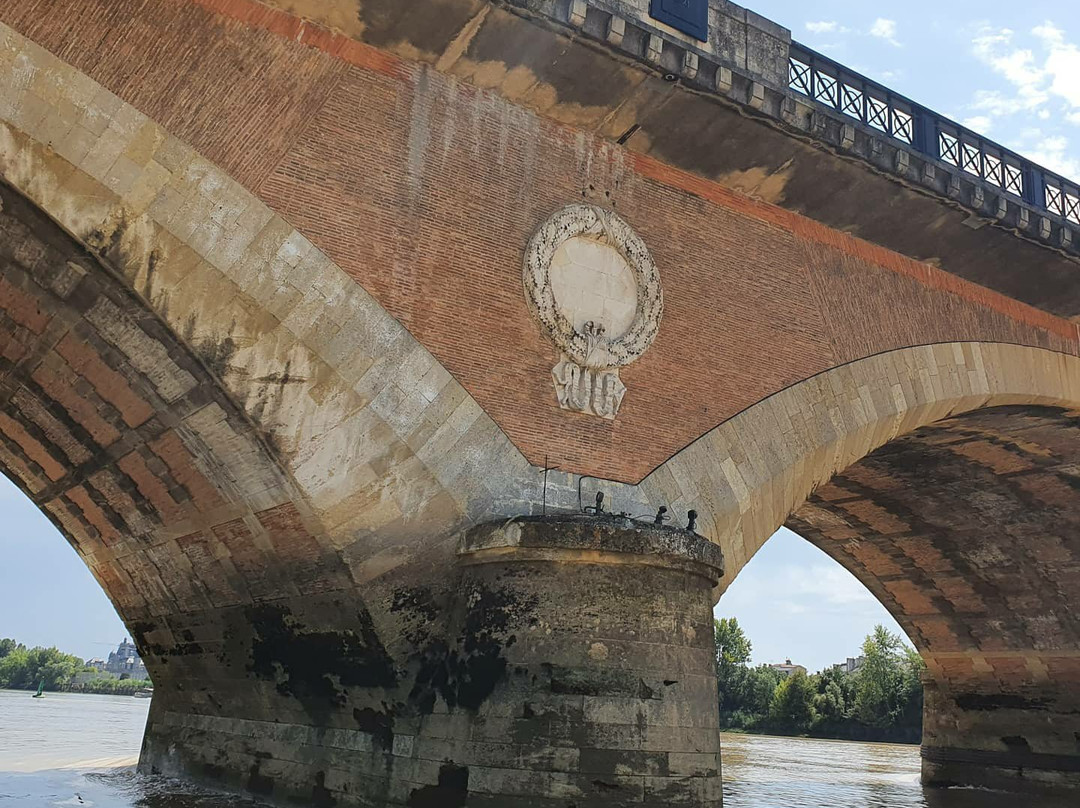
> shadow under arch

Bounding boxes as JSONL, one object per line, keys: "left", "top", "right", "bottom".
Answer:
{"left": 644, "top": 344, "right": 1080, "bottom": 793}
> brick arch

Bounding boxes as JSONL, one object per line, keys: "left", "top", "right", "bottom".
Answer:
{"left": 789, "top": 404, "right": 1080, "bottom": 789}
{"left": 0, "top": 29, "right": 545, "bottom": 571}
{"left": 0, "top": 177, "right": 338, "bottom": 628}
{"left": 642, "top": 342, "right": 1080, "bottom": 790}
{"left": 641, "top": 343, "right": 1080, "bottom": 575}
{"left": 0, "top": 34, "right": 558, "bottom": 801}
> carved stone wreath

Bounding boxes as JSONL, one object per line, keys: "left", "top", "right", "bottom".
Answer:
{"left": 523, "top": 205, "right": 663, "bottom": 419}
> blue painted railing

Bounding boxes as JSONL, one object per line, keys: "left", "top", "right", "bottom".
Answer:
{"left": 789, "top": 43, "right": 1080, "bottom": 226}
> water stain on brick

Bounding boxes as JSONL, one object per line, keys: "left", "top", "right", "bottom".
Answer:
{"left": 247, "top": 603, "right": 397, "bottom": 719}
{"left": 409, "top": 580, "right": 535, "bottom": 712}
{"left": 955, "top": 693, "right": 1054, "bottom": 711}
{"left": 353, "top": 706, "right": 394, "bottom": 750}
{"left": 312, "top": 770, "right": 336, "bottom": 808}
{"left": 247, "top": 760, "right": 274, "bottom": 796}
{"left": 407, "top": 762, "right": 468, "bottom": 808}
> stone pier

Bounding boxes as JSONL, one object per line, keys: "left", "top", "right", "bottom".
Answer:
{"left": 434, "top": 515, "right": 726, "bottom": 806}
{"left": 137, "top": 515, "right": 725, "bottom": 806}
{"left": 922, "top": 678, "right": 1080, "bottom": 794}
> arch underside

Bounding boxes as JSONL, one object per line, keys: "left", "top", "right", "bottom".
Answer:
{"left": 0, "top": 9, "right": 1077, "bottom": 800}
{"left": 0, "top": 179, "right": 328, "bottom": 623}
{"left": 789, "top": 405, "right": 1080, "bottom": 786}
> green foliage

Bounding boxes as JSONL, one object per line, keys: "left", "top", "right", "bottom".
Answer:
{"left": 853, "top": 624, "right": 924, "bottom": 728}
{"left": 811, "top": 665, "right": 852, "bottom": 725}
{"left": 0, "top": 638, "right": 23, "bottom": 658}
{"left": 714, "top": 618, "right": 753, "bottom": 713}
{"left": 0, "top": 645, "right": 84, "bottom": 691}
{"left": 768, "top": 669, "right": 817, "bottom": 731}
{"left": 69, "top": 677, "right": 153, "bottom": 695}
{"left": 741, "top": 664, "right": 784, "bottom": 717}
{"left": 0, "top": 637, "right": 153, "bottom": 694}
{"left": 713, "top": 620, "right": 924, "bottom": 742}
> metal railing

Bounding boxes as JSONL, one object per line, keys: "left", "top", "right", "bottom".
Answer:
{"left": 788, "top": 43, "right": 1080, "bottom": 226}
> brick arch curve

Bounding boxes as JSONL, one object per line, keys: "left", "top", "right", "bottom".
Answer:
{"left": 0, "top": 30, "right": 541, "bottom": 570}
{"left": 642, "top": 342, "right": 1080, "bottom": 790}
{"left": 0, "top": 34, "right": 563, "bottom": 802}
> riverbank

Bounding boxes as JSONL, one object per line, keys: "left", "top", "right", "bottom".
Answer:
{"left": 721, "top": 724, "right": 920, "bottom": 745}
{"left": 4, "top": 679, "right": 153, "bottom": 697}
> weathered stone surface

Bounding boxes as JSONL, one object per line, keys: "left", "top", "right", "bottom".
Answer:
{"left": 0, "top": 5, "right": 1079, "bottom": 803}
{"left": 789, "top": 406, "right": 1080, "bottom": 792}
{"left": 438, "top": 516, "right": 724, "bottom": 806}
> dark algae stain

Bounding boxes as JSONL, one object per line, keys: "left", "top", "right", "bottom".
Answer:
{"left": 312, "top": 771, "right": 336, "bottom": 808}
{"left": 353, "top": 706, "right": 394, "bottom": 750}
{"left": 407, "top": 763, "right": 469, "bottom": 808}
{"left": 409, "top": 580, "right": 536, "bottom": 713}
{"left": 247, "top": 760, "right": 274, "bottom": 796}
{"left": 246, "top": 604, "right": 397, "bottom": 719}
{"left": 956, "top": 693, "right": 1054, "bottom": 711}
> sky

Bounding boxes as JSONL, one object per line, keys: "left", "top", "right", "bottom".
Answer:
{"left": 3, "top": 1, "right": 1080, "bottom": 673}
{"left": 752, "top": 0, "right": 1080, "bottom": 180}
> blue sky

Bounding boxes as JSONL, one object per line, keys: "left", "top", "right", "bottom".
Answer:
{"left": 0, "top": 475, "right": 128, "bottom": 663}
{"left": 753, "top": 0, "right": 1080, "bottom": 180}
{"left": 3, "top": 0, "right": 1080, "bottom": 674}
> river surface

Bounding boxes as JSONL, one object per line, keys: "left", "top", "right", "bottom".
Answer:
{"left": 0, "top": 689, "right": 1072, "bottom": 806}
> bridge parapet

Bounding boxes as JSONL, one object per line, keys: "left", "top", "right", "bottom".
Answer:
{"left": 544, "top": 0, "right": 1080, "bottom": 257}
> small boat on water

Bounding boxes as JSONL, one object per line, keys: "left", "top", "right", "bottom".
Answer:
{"left": 132, "top": 688, "right": 153, "bottom": 698}
{"left": 31, "top": 680, "right": 44, "bottom": 698}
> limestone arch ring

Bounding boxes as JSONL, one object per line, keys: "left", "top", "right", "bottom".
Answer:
{"left": 523, "top": 204, "right": 663, "bottom": 370}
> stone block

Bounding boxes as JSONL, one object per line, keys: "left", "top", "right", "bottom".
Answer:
{"left": 714, "top": 64, "right": 733, "bottom": 93}
{"left": 646, "top": 33, "right": 663, "bottom": 65}
{"left": 840, "top": 123, "right": 855, "bottom": 150}
{"left": 568, "top": 0, "right": 587, "bottom": 27}
{"left": 606, "top": 15, "right": 625, "bottom": 46}
{"left": 747, "top": 81, "right": 765, "bottom": 110}
{"left": 682, "top": 50, "right": 698, "bottom": 80}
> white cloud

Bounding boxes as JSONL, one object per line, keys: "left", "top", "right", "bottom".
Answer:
{"left": 969, "top": 87, "right": 1046, "bottom": 117}
{"left": 1035, "top": 23, "right": 1080, "bottom": 109}
{"left": 969, "top": 22, "right": 1080, "bottom": 132}
{"left": 972, "top": 27, "right": 1044, "bottom": 90}
{"left": 783, "top": 564, "right": 879, "bottom": 607}
{"left": 869, "top": 18, "right": 901, "bottom": 46}
{"left": 1025, "top": 135, "right": 1080, "bottom": 179}
{"left": 806, "top": 21, "right": 846, "bottom": 35}
{"left": 963, "top": 115, "right": 993, "bottom": 133}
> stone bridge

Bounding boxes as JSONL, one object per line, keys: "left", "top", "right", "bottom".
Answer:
{"left": 1, "top": 0, "right": 1079, "bottom": 805}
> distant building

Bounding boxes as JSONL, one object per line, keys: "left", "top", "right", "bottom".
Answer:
{"left": 91, "top": 639, "right": 148, "bottom": 680}
{"left": 71, "top": 670, "right": 114, "bottom": 685}
{"left": 85, "top": 657, "right": 107, "bottom": 672}
{"left": 769, "top": 658, "right": 807, "bottom": 678}
{"left": 842, "top": 656, "right": 865, "bottom": 675}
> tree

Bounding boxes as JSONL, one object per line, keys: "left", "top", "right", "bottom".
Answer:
{"left": 0, "top": 638, "right": 22, "bottom": 658}
{"left": 769, "top": 669, "right": 817, "bottom": 732}
{"left": 714, "top": 618, "right": 752, "bottom": 714}
{"left": 811, "top": 666, "right": 850, "bottom": 726}
{"left": 853, "top": 624, "right": 907, "bottom": 727}
{"left": 741, "top": 664, "right": 784, "bottom": 720}
{"left": 895, "top": 646, "right": 926, "bottom": 730}
{"left": 0, "top": 645, "right": 84, "bottom": 690}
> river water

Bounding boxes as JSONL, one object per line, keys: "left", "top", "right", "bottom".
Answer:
{"left": 0, "top": 689, "right": 1071, "bottom": 807}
